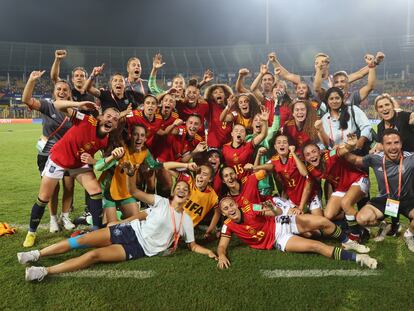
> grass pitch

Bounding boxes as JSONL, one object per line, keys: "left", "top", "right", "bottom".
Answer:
{"left": 0, "top": 124, "right": 413, "bottom": 311}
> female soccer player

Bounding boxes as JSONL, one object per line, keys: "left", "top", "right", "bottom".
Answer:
{"left": 98, "top": 123, "right": 193, "bottom": 223}
{"left": 219, "top": 93, "right": 261, "bottom": 133}
{"left": 18, "top": 172, "right": 218, "bottom": 282}
{"left": 221, "top": 108, "right": 269, "bottom": 181}
{"left": 22, "top": 70, "right": 76, "bottom": 233}
{"left": 216, "top": 197, "right": 377, "bottom": 270}
{"left": 302, "top": 136, "right": 370, "bottom": 253}
{"left": 23, "top": 100, "right": 120, "bottom": 247}
{"left": 204, "top": 84, "right": 234, "bottom": 148}
{"left": 282, "top": 99, "right": 319, "bottom": 154}
{"left": 255, "top": 134, "right": 323, "bottom": 215}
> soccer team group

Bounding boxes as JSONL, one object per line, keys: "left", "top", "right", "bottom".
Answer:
{"left": 15, "top": 49, "right": 414, "bottom": 282}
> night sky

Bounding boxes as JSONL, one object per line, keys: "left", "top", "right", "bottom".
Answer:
{"left": 0, "top": 0, "right": 412, "bottom": 47}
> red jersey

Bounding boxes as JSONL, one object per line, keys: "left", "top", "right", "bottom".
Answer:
{"left": 276, "top": 104, "right": 292, "bottom": 128}
{"left": 264, "top": 98, "right": 275, "bottom": 126}
{"left": 269, "top": 154, "right": 315, "bottom": 206}
{"left": 282, "top": 119, "right": 311, "bottom": 153}
{"left": 231, "top": 172, "right": 266, "bottom": 207}
{"left": 307, "top": 149, "right": 367, "bottom": 192}
{"left": 206, "top": 100, "right": 232, "bottom": 148}
{"left": 126, "top": 110, "right": 164, "bottom": 149}
{"left": 212, "top": 171, "right": 222, "bottom": 195}
{"left": 50, "top": 112, "right": 108, "bottom": 169}
{"left": 176, "top": 99, "right": 209, "bottom": 137}
{"left": 151, "top": 111, "right": 179, "bottom": 160}
{"left": 160, "top": 126, "right": 203, "bottom": 162}
{"left": 221, "top": 204, "right": 276, "bottom": 250}
{"left": 222, "top": 141, "right": 255, "bottom": 180}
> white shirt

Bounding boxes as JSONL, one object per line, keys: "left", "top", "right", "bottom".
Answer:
{"left": 130, "top": 195, "right": 195, "bottom": 257}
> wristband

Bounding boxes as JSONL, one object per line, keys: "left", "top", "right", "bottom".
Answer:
{"left": 89, "top": 74, "right": 96, "bottom": 81}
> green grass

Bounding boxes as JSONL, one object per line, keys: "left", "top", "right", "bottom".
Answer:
{"left": 1, "top": 124, "right": 413, "bottom": 311}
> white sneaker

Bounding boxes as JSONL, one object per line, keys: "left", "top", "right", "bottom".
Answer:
{"left": 342, "top": 239, "right": 370, "bottom": 254}
{"left": 25, "top": 266, "right": 48, "bottom": 282}
{"left": 404, "top": 235, "right": 414, "bottom": 252}
{"left": 49, "top": 217, "right": 60, "bottom": 233}
{"left": 17, "top": 250, "right": 40, "bottom": 264}
{"left": 373, "top": 221, "right": 391, "bottom": 242}
{"left": 61, "top": 215, "right": 75, "bottom": 230}
{"left": 356, "top": 254, "right": 378, "bottom": 269}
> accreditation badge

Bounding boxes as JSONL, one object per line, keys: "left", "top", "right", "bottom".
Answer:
{"left": 384, "top": 198, "right": 399, "bottom": 218}
{"left": 252, "top": 204, "right": 262, "bottom": 211}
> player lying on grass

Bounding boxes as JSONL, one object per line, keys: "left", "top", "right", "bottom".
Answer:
{"left": 18, "top": 164, "right": 218, "bottom": 282}
{"left": 23, "top": 100, "right": 120, "bottom": 248}
{"left": 216, "top": 197, "right": 378, "bottom": 270}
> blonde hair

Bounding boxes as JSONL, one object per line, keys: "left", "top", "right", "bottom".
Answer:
{"left": 374, "top": 93, "right": 399, "bottom": 111}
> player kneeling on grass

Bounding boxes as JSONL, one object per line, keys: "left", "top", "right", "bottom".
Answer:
{"left": 216, "top": 197, "right": 378, "bottom": 270}
{"left": 344, "top": 129, "right": 414, "bottom": 252}
{"left": 18, "top": 163, "right": 218, "bottom": 282}
{"left": 23, "top": 101, "right": 120, "bottom": 248}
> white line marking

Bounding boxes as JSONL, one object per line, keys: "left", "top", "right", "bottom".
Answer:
{"left": 261, "top": 269, "right": 380, "bottom": 278}
{"left": 11, "top": 224, "right": 89, "bottom": 231}
{"left": 0, "top": 129, "right": 40, "bottom": 133}
{"left": 58, "top": 269, "right": 155, "bottom": 279}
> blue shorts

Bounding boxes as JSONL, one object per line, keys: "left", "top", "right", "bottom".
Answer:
{"left": 109, "top": 223, "right": 146, "bottom": 260}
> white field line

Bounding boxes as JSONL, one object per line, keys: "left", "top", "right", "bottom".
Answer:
{"left": 261, "top": 269, "right": 380, "bottom": 278}
{"left": 0, "top": 129, "right": 40, "bottom": 133}
{"left": 11, "top": 224, "right": 89, "bottom": 231}
{"left": 57, "top": 269, "right": 155, "bottom": 279}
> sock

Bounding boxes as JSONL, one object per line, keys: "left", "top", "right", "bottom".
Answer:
{"left": 345, "top": 214, "right": 360, "bottom": 235}
{"left": 29, "top": 198, "right": 48, "bottom": 232}
{"left": 62, "top": 212, "right": 69, "bottom": 218}
{"left": 88, "top": 193, "right": 103, "bottom": 229}
{"left": 326, "top": 225, "right": 348, "bottom": 243}
{"left": 50, "top": 215, "right": 58, "bottom": 222}
{"left": 332, "top": 247, "right": 356, "bottom": 261}
{"left": 404, "top": 229, "right": 414, "bottom": 238}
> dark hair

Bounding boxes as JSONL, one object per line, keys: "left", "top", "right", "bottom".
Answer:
{"left": 187, "top": 113, "right": 202, "bottom": 122}
{"left": 381, "top": 128, "right": 401, "bottom": 143}
{"left": 198, "top": 164, "right": 214, "bottom": 179}
{"left": 218, "top": 166, "right": 237, "bottom": 197}
{"left": 268, "top": 131, "right": 294, "bottom": 158}
{"left": 188, "top": 78, "right": 198, "bottom": 87}
{"left": 290, "top": 99, "right": 319, "bottom": 142}
{"left": 235, "top": 93, "right": 260, "bottom": 118}
{"left": 325, "top": 87, "right": 350, "bottom": 130}
{"left": 143, "top": 94, "right": 159, "bottom": 104}
{"left": 204, "top": 84, "right": 233, "bottom": 104}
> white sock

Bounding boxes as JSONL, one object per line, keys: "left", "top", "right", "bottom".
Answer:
{"left": 404, "top": 229, "right": 414, "bottom": 238}
{"left": 62, "top": 212, "right": 69, "bottom": 218}
{"left": 50, "top": 215, "right": 58, "bottom": 222}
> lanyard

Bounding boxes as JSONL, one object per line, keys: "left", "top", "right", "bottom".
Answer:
{"left": 169, "top": 204, "right": 184, "bottom": 252}
{"left": 328, "top": 116, "right": 344, "bottom": 145}
{"left": 383, "top": 155, "right": 403, "bottom": 199}
{"left": 110, "top": 90, "right": 122, "bottom": 110}
{"left": 126, "top": 78, "right": 145, "bottom": 95}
